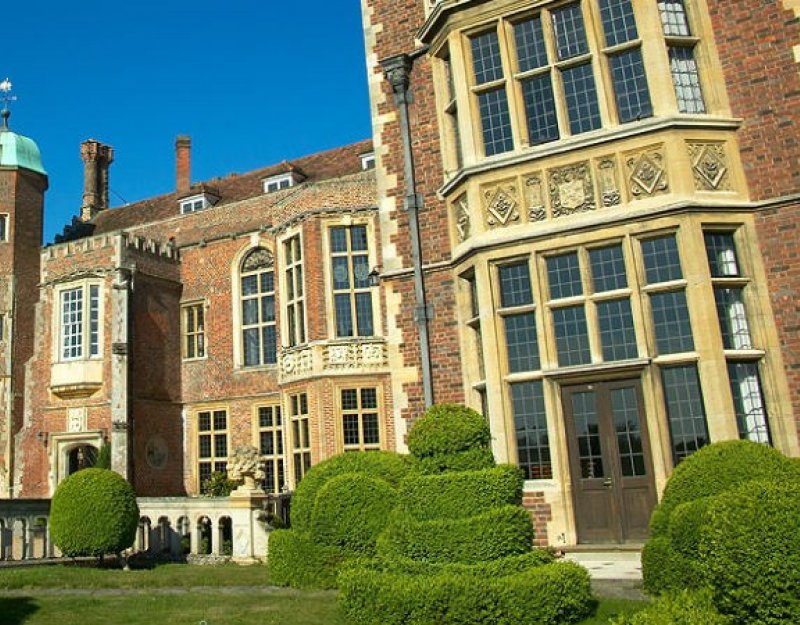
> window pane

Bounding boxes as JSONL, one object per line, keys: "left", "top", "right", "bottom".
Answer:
{"left": 343, "top": 414, "right": 360, "bottom": 445}
{"left": 611, "top": 387, "right": 647, "bottom": 477}
{"left": 552, "top": 3, "right": 589, "bottom": 60}
{"left": 341, "top": 389, "right": 358, "bottom": 410}
{"left": 214, "top": 434, "right": 227, "bottom": 458}
{"left": 335, "top": 294, "right": 353, "bottom": 337}
{"left": 547, "top": 253, "right": 583, "bottom": 299}
{"left": 361, "top": 388, "right": 378, "bottom": 409}
{"left": 521, "top": 74, "right": 559, "bottom": 145}
{"left": 241, "top": 275, "right": 258, "bottom": 296}
{"left": 243, "top": 328, "right": 260, "bottom": 365}
{"left": 600, "top": 0, "right": 639, "bottom": 46}
{"left": 332, "top": 257, "right": 350, "bottom": 290}
{"left": 242, "top": 299, "right": 258, "bottom": 325}
{"left": 590, "top": 245, "right": 628, "bottom": 292}
{"left": 504, "top": 312, "right": 540, "bottom": 373}
{"left": 261, "top": 295, "right": 275, "bottom": 323}
{"left": 362, "top": 414, "right": 380, "bottom": 445}
{"left": 610, "top": 49, "right": 653, "bottom": 123}
{"left": 658, "top": 0, "right": 691, "bottom": 36}
{"left": 553, "top": 306, "right": 591, "bottom": 366}
{"left": 213, "top": 410, "right": 227, "bottom": 430}
{"left": 715, "top": 288, "right": 753, "bottom": 350}
{"left": 514, "top": 16, "right": 548, "bottom": 71}
{"left": 89, "top": 285, "right": 100, "bottom": 357}
{"left": 651, "top": 291, "right": 694, "bottom": 354}
{"left": 499, "top": 263, "right": 533, "bottom": 307}
{"left": 259, "top": 406, "right": 273, "bottom": 428}
{"left": 662, "top": 365, "right": 709, "bottom": 463}
{"left": 198, "top": 412, "right": 211, "bottom": 432}
{"left": 478, "top": 89, "right": 514, "bottom": 156}
{"left": 471, "top": 30, "right": 504, "bottom": 84}
{"left": 642, "top": 235, "right": 682, "bottom": 283}
{"left": 263, "top": 326, "right": 277, "bottom": 364}
{"left": 351, "top": 226, "right": 368, "bottom": 252}
{"left": 353, "top": 255, "right": 370, "bottom": 289}
{"left": 199, "top": 435, "right": 211, "bottom": 459}
{"left": 562, "top": 63, "right": 602, "bottom": 135}
{"left": 598, "top": 298, "right": 638, "bottom": 361}
{"left": 261, "top": 272, "right": 274, "bottom": 293}
{"left": 355, "top": 293, "right": 374, "bottom": 336}
{"left": 704, "top": 232, "right": 740, "bottom": 277}
{"left": 511, "top": 381, "right": 552, "bottom": 479}
{"left": 669, "top": 47, "right": 705, "bottom": 114}
{"left": 572, "top": 391, "right": 604, "bottom": 478}
{"left": 330, "top": 227, "right": 347, "bottom": 253}
{"left": 728, "top": 362, "right": 771, "bottom": 444}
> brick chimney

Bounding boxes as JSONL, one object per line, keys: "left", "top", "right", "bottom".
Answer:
{"left": 80, "top": 139, "right": 114, "bottom": 222}
{"left": 176, "top": 135, "right": 191, "bottom": 194}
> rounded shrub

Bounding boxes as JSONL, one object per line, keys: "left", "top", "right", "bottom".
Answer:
{"left": 407, "top": 404, "right": 494, "bottom": 474}
{"left": 377, "top": 505, "right": 534, "bottom": 564}
{"left": 668, "top": 497, "right": 712, "bottom": 558}
{"left": 310, "top": 473, "right": 397, "bottom": 554}
{"left": 360, "top": 550, "right": 554, "bottom": 578}
{"left": 611, "top": 590, "right": 730, "bottom": 625}
{"left": 268, "top": 529, "right": 350, "bottom": 589}
{"left": 659, "top": 440, "right": 800, "bottom": 524}
{"left": 397, "top": 464, "right": 523, "bottom": 521}
{"left": 50, "top": 468, "right": 139, "bottom": 557}
{"left": 701, "top": 480, "right": 800, "bottom": 625}
{"left": 338, "top": 560, "right": 593, "bottom": 625}
{"left": 291, "top": 451, "right": 410, "bottom": 532}
{"left": 641, "top": 536, "right": 704, "bottom": 595}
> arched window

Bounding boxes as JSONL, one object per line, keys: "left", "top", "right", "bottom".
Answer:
{"left": 240, "top": 248, "right": 276, "bottom": 366}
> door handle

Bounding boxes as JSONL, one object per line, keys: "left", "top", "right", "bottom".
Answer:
{"left": 603, "top": 477, "right": 613, "bottom": 488}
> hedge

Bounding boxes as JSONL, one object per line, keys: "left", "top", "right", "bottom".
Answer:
{"left": 356, "top": 550, "right": 554, "bottom": 578}
{"left": 641, "top": 536, "right": 704, "bottom": 596}
{"left": 309, "top": 473, "right": 397, "bottom": 554}
{"left": 407, "top": 404, "right": 491, "bottom": 459}
{"left": 377, "top": 505, "right": 534, "bottom": 564}
{"left": 658, "top": 440, "right": 800, "bottom": 526}
{"left": 413, "top": 447, "right": 497, "bottom": 475}
{"left": 397, "top": 464, "right": 523, "bottom": 521}
{"left": 611, "top": 590, "right": 730, "bottom": 625}
{"left": 338, "top": 560, "right": 593, "bottom": 625}
{"left": 50, "top": 468, "right": 139, "bottom": 557}
{"left": 291, "top": 451, "right": 410, "bottom": 532}
{"left": 668, "top": 498, "right": 712, "bottom": 559}
{"left": 702, "top": 480, "right": 800, "bottom": 625}
{"left": 267, "top": 529, "right": 354, "bottom": 589}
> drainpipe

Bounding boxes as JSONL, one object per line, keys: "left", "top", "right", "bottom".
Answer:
{"left": 380, "top": 49, "right": 434, "bottom": 409}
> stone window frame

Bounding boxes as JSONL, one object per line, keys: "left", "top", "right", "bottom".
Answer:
{"left": 262, "top": 173, "right": 295, "bottom": 194}
{"left": 231, "top": 243, "right": 277, "bottom": 370}
{"left": 280, "top": 231, "right": 307, "bottom": 348}
{"left": 336, "top": 384, "right": 384, "bottom": 453}
{"left": 253, "top": 402, "right": 286, "bottom": 494}
{"left": 52, "top": 278, "right": 104, "bottom": 363}
{"left": 180, "top": 299, "right": 206, "bottom": 361}
{"left": 194, "top": 406, "right": 229, "bottom": 494}
{"left": 286, "top": 391, "right": 311, "bottom": 486}
{"left": 433, "top": 0, "right": 720, "bottom": 172}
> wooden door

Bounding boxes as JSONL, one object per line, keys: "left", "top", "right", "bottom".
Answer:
{"left": 563, "top": 380, "right": 657, "bottom": 544}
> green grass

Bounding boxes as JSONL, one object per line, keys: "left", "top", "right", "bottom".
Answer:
{"left": 0, "top": 564, "right": 648, "bottom": 625}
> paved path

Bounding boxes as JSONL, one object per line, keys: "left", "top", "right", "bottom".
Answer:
{"left": 564, "top": 550, "right": 646, "bottom": 601}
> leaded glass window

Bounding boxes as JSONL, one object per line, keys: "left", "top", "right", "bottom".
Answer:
{"left": 240, "top": 247, "right": 276, "bottom": 367}
{"left": 330, "top": 225, "right": 374, "bottom": 337}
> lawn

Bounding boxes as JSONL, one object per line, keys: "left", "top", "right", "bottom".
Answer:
{"left": 0, "top": 564, "right": 647, "bottom": 625}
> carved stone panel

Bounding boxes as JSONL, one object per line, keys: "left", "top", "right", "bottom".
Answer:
{"left": 67, "top": 407, "right": 87, "bottom": 433}
{"left": 548, "top": 162, "right": 595, "bottom": 218}
{"left": 595, "top": 157, "right": 622, "bottom": 207}
{"left": 626, "top": 146, "right": 669, "bottom": 198}
{"left": 482, "top": 182, "right": 520, "bottom": 228}
{"left": 280, "top": 348, "right": 313, "bottom": 377}
{"left": 453, "top": 194, "right": 471, "bottom": 242}
{"left": 688, "top": 142, "right": 731, "bottom": 191}
{"left": 524, "top": 173, "right": 547, "bottom": 222}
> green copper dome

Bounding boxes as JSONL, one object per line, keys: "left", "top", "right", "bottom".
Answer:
{"left": 0, "top": 122, "right": 47, "bottom": 176}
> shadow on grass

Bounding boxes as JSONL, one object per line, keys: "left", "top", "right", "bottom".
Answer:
{"left": 0, "top": 597, "right": 39, "bottom": 624}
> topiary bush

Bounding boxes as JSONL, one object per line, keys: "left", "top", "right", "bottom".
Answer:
{"left": 641, "top": 536, "right": 704, "bottom": 596}
{"left": 377, "top": 505, "right": 535, "bottom": 564}
{"left": 396, "top": 464, "right": 523, "bottom": 521}
{"left": 310, "top": 473, "right": 397, "bottom": 554}
{"left": 406, "top": 403, "right": 495, "bottom": 474}
{"left": 267, "top": 529, "right": 350, "bottom": 589}
{"left": 359, "top": 549, "right": 554, "bottom": 578}
{"left": 291, "top": 451, "right": 411, "bottom": 533}
{"left": 611, "top": 590, "right": 730, "bottom": 625}
{"left": 50, "top": 468, "right": 139, "bottom": 558}
{"left": 701, "top": 480, "right": 800, "bottom": 625}
{"left": 338, "top": 560, "right": 592, "bottom": 625}
{"left": 668, "top": 498, "right": 712, "bottom": 559}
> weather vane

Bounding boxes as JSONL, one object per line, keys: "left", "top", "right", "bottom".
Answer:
{"left": 0, "top": 78, "right": 15, "bottom": 128}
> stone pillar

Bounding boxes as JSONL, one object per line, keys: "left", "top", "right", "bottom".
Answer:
{"left": 110, "top": 266, "right": 131, "bottom": 479}
{"left": 190, "top": 519, "right": 200, "bottom": 555}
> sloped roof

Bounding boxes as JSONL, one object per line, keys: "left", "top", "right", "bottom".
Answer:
{"left": 90, "top": 138, "right": 374, "bottom": 236}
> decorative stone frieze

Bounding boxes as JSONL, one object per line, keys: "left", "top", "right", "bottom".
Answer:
{"left": 280, "top": 347, "right": 313, "bottom": 377}
{"left": 548, "top": 162, "right": 595, "bottom": 217}
{"left": 483, "top": 182, "right": 520, "bottom": 227}
{"left": 524, "top": 173, "right": 547, "bottom": 222}
{"left": 688, "top": 142, "right": 731, "bottom": 191}
{"left": 596, "top": 157, "right": 622, "bottom": 207}
{"left": 453, "top": 194, "right": 471, "bottom": 242}
{"left": 279, "top": 341, "right": 387, "bottom": 381}
{"left": 626, "top": 146, "right": 669, "bottom": 198}
{"left": 66, "top": 407, "right": 87, "bottom": 433}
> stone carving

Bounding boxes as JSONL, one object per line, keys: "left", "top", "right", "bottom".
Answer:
{"left": 280, "top": 348, "right": 313, "bottom": 376}
{"left": 361, "top": 343, "right": 386, "bottom": 365}
{"left": 525, "top": 174, "right": 547, "bottom": 222}
{"left": 228, "top": 445, "right": 265, "bottom": 491}
{"left": 548, "top": 162, "right": 595, "bottom": 217}
{"left": 454, "top": 195, "right": 471, "bottom": 242}
{"left": 327, "top": 344, "right": 359, "bottom": 367}
{"left": 242, "top": 247, "right": 273, "bottom": 272}
{"left": 67, "top": 408, "right": 87, "bottom": 433}
{"left": 688, "top": 142, "right": 730, "bottom": 191}
{"left": 326, "top": 342, "right": 386, "bottom": 369}
{"left": 483, "top": 183, "right": 520, "bottom": 227}
{"left": 627, "top": 147, "right": 669, "bottom": 198}
{"left": 596, "top": 157, "right": 621, "bottom": 207}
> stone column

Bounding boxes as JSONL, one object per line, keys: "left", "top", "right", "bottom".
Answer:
{"left": 110, "top": 266, "right": 131, "bottom": 479}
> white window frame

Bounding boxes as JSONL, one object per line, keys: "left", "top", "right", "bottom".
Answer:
{"left": 181, "top": 300, "right": 207, "bottom": 360}
{"left": 360, "top": 152, "right": 376, "bottom": 170}
{"left": 54, "top": 280, "right": 103, "bottom": 362}
{"left": 179, "top": 194, "right": 216, "bottom": 215}
{"left": 262, "top": 173, "right": 295, "bottom": 194}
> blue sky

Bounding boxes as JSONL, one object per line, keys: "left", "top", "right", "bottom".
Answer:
{"left": 3, "top": 1, "right": 373, "bottom": 243}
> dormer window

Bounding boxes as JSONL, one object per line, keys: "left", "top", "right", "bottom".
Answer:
{"left": 360, "top": 152, "right": 376, "bottom": 170}
{"left": 180, "top": 193, "right": 216, "bottom": 215}
{"left": 263, "top": 173, "right": 295, "bottom": 194}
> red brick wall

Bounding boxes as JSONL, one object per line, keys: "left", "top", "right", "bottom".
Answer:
{"left": 707, "top": 1, "right": 800, "bottom": 434}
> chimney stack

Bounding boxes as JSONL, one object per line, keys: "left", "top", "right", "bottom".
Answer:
{"left": 176, "top": 135, "right": 191, "bottom": 194}
{"left": 80, "top": 139, "right": 114, "bottom": 223}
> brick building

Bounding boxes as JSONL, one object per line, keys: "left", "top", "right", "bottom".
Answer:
{"left": 0, "top": 0, "right": 798, "bottom": 549}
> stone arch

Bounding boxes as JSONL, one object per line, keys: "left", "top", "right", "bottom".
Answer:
{"left": 218, "top": 516, "right": 233, "bottom": 557}
{"left": 197, "top": 516, "right": 212, "bottom": 555}
{"left": 137, "top": 516, "right": 152, "bottom": 552}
